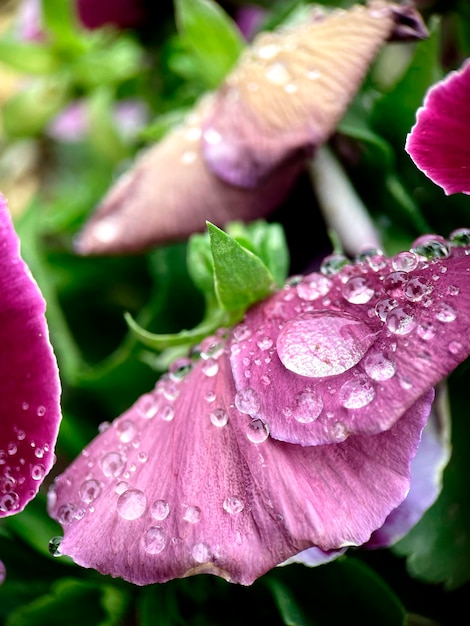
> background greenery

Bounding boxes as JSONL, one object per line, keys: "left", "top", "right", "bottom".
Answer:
{"left": 1, "top": 0, "right": 469, "bottom": 624}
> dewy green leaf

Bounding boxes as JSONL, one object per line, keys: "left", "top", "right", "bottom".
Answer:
{"left": 208, "top": 222, "right": 276, "bottom": 313}
{"left": 0, "top": 41, "right": 59, "bottom": 75}
{"left": 175, "top": 0, "right": 245, "bottom": 88}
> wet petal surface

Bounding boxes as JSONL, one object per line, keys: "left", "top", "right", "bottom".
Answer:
{"left": 0, "top": 195, "right": 61, "bottom": 517}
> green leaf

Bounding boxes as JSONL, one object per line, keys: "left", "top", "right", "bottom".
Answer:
{"left": 267, "top": 579, "right": 313, "bottom": 626}
{"left": 208, "top": 222, "right": 276, "bottom": 313}
{"left": 86, "top": 88, "right": 128, "bottom": 162}
{"left": 41, "top": 0, "right": 85, "bottom": 53}
{"left": 394, "top": 368, "right": 470, "bottom": 590}
{"left": 175, "top": 0, "right": 245, "bottom": 88}
{"left": 0, "top": 40, "right": 59, "bottom": 74}
{"left": 2, "top": 77, "right": 70, "bottom": 138}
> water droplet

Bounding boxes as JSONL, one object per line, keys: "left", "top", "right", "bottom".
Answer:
{"left": 291, "top": 390, "right": 323, "bottom": 423}
{"left": 48, "top": 536, "right": 63, "bottom": 557}
{"left": 265, "top": 62, "right": 291, "bottom": 85}
{"left": 183, "top": 505, "right": 201, "bottom": 523}
{"left": 204, "top": 390, "right": 216, "bottom": 403}
{"left": 151, "top": 499, "right": 170, "bottom": 521}
{"left": 450, "top": 228, "right": 470, "bottom": 247}
{"left": 342, "top": 276, "right": 375, "bottom": 304}
{"left": 115, "top": 481, "right": 129, "bottom": 495}
{"left": 403, "top": 277, "right": 433, "bottom": 302}
{"left": 411, "top": 236, "right": 450, "bottom": 259}
{"left": 16, "top": 429, "right": 25, "bottom": 441}
{"left": 257, "top": 42, "right": 281, "bottom": 60}
{"left": 116, "top": 420, "right": 137, "bottom": 443}
{"left": 0, "top": 560, "right": 5, "bottom": 585}
{"left": 235, "top": 388, "right": 260, "bottom": 415}
{"left": 447, "top": 285, "right": 460, "bottom": 296}
{"left": 340, "top": 376, "right": 375, "bottom": 409}
{"left": 117, "top": 489, "right": 147, "bottom": 520}
{"left": 210, "top": 408, "right": 228, "bottom": 428}
{"left": 448, "top": 341, "right": 463, "bottom": 355}
{"left": 21, "top": 402, "right": 29, "bottom": 411}
{"left": 330, "top": 421, "right": 348, "bottom": 442}
{"left": 160, "top": 405, "right": 175, "bottom": 422}
{"left": 364, "top": 352, "right": 396, "bottom": 381}
{"left": 201, "top": 359, "right": 219, "bottom": 377}
{"left": 246, "top": 419, "right": 269, "bottom": 444}
{"left": 392, "top": 251, "right": 418, "bottom": 272}
{"left": 57, "top": 503, "right": 76, "bottom": 524}
{"left": 7, "top": 443, "right": 17, "bottom": 455}
{"left": 297, "top": 273, "right": 332, "bottom": 301}
{"left": 257, "top": 336, "right": 273, "bottom": 351}
{"left": 385, "top": 306, "right": 417, "bottom": 335}
{"left": 320, "top": 254, "right": 350, "bottom": 275}
{"left": 35, "top": 447, "right": 45, "bottom": 459}
{"left": 223, "top": 496, "right": 244, "bottom": 514}
{"left": 276, "top": 311, "right": 377, "bottom": 378}
{"left": 0, "top": 492, "right": 19, "bottom": 513}
{"left": 169, "top": 358, "right": 193, "bottom": 381}
{"left": 100, "top": 452, "right": 125, "bottom": 477}
{"left": 383, "top": 271, "right": 408, "bottom": 298}
{"left": 233, "top": 324, "right": 251, "bottom": 342}
{"left": 138, "top": 451, "right": 148, "bottom": 463}
{"left": 435, "top": 302, "right": 457, "bottom": 323}
{"left": 31, "top": 464, "right": 45, "bottom": 481}
{"left": 79, "top": 479, "right": 102, "bottom": 503}
{"left": 307, "top": 69, "right": 320, "bottom": 80}
{"left": 181, "top": 150, "right": 197, "bottom": 165}
{"left": 143, "top": 527, "right": 167, "bottom": 554}
{"left": 37, "top": 406, "right": 46, "bottom": 417}
{"left": 192, "top": 542, "right": 211, "bottom": 564}
{"left": 136, "top": 394, "right": 159, "bottom": 419}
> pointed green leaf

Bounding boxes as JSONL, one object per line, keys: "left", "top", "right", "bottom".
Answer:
{"left": 175, "top": 0, "right": 245, "bottom": 88}
{"left": 41, "top": 0, "right": 85, "bottom": 52}
{"left": 208, "top": 222, "right": 275, "bottom": 312}
{"left": 0, "top": 40, "right": 59, "bottom": 74}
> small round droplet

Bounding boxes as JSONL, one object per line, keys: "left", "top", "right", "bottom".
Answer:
{"left": 297, "top": 273, "right": 332, "bottom": 301}
{"left": 291, "top": 390, "right": 323, "bottom": 423}
{"left": 364, "top": 352, "right": 396, "bottom": 381}
{"left": 342, "top": 276, "right": 375, "bottom": 304}
{"left": 192, "top": 542, "right": 211, "bottom": 564}
{"left": 257, "top": 336, "right": 273, "bottom": 351}
{"left": 392, "top": 251, "right": 419, "bottom": 272}
{"left": 233, "top": 324, "right": 251, "bottom": 342}
{"left": 403, "top": 277, "right": 433, "bottom": 302}
{"left": 375, "top": 298, "right": 398, "bottom": 321}
{"left": 320, "top": 254, "right": 350, "bottom": 275}
{"left": 265, "top": 62, "right": 291, "bottom": 85}
{"left": 151, "top": 499, "right": 170, "bottom": 521}
{"left": 48, "top": 536, "right": 63, "bottom": 557}
{"left": 435, "top": 302, "right": 457, "bottom": 323}
{"left": 143, "top": 527, "right": 167, "bottom": 554}
{"left": 201, "top": 359, "right": 219, "bottom": 377}
{"left": 340, "top": 376, "right": 375, "bottom": 409}
{"left": 235, "top": 388, "right": 260, "bottom": 415}
{"left": 448, "top": 341, "right": 463, "bottom": 355}
{"left": 79, "top": 479, "right": 102, "bottom": 503}
{"left": 57, "top": 502, "right": 76, "bottom": 524}
{"left": 37, "top": 406, "right": 46, "bottom": 417}
{"left": 160, "top": 405, "right": 175, "bottom": 422}
{"left": 417, "top": 322, "right": 436, "bottom": 341}
{"left": 7, "top": 442, "right": 17, "bottom": 455}
{"left": 136, "top": 394, "right": 159, "bottom": 419}
{"left": 276, "top": 311, "right": 377, "bottom": 378}
{"left": 0, "top": 492, "right": 19, "bottom": 513}
{"left": 223, "top": 496, "right": 244, "bottom": 514}
{"left": 117, "top": 489, "right": 147, "bottom": 520}
{"left": 183, "top": 505, "right": 201, "bottom": 523}
{"left": 246, "top": 419, "right": 269, "bottom": 444}
{"left": 100, "top": 452, "right": 125, "bottom": 477}
{"left": 210, "top": 408, "right": 228, "bottom": 428}
{"left": 31, "top": 464, "right": 45, "bottom": 481}
{"left": 116, "top": 420, "right": 137, "bottom": 443}
{"left": 169, "top": 358, "right": 193, "bottom": 381}
{"left": 386, "top": 306, "right": 417, "bottom": 335}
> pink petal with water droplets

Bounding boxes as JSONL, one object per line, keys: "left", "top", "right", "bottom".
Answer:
{"left": 367, "top": 387, "right": 450, "bottom": 548}
{"left": 76, "top": 97, "right": 302, "bottom": 255}
{"left": 230, "top": 239, "right": 470, "bottom": 445}
{"left": 48, "top": 337, "right": 431, "bottom": 585}
{"left": 203, "top": 2, "right": 427, "bottom": 188}
{"left": 406, "top": 60, "right": 470, "bottom": 195}
{"left": 0, "top": 195, "right": 61, "bottom": 517}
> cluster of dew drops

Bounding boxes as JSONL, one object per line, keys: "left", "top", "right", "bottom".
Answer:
{"left": 48, "top": 229, "right": 470, "bottom": 560}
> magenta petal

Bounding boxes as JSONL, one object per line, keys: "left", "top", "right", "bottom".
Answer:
{"left": 0, "top": 195, "right": 61, "bottom": 516}
{"left": 230, "top": 241, "right": 470, "bottom": 445}
{"left": 49, "top": 342, "right": 431, "bottom": 585}
{"left": 367, "top": 388, "right": 450, "bottom": 548}
{"left": 406, "top": 60, "right": 470, "bottom": 195}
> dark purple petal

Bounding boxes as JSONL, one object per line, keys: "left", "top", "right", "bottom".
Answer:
{"left": 0, "top": 194, "right": 61, "bottom": 516}
{"left": 75, "top": 98, "right": 303, "bottom": 255}
{"left": 367, "top": 387, "right": 450, "bottom": 548}
{"left": 48, "top": 341, "right": 431, "bottom": 585}
{"left": 406, "top": 60, "right": 470, "bottom": 195}
{"left": 230, "top": 237, "right": 470, "bottom": 445}
{"left": 203, "top": 3, "right": 427, "bottom": 188}
{"left": 76, "top": 0, "right": 146, "bottom": 30}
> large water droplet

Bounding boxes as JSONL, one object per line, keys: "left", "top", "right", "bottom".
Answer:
{"left": 183, "top": 505, "right": 201, "bottom": 523}
{"left": 291, "top": 390, "right": 323, "bottom": 423}
{"left": 116, "top": 420, "right": 137, "bottom": 443}
{"left": 100, "top": 452, "right": 125, "bottom": 477}
{"left": 340, "top": 376, "right": 375, "bottom": 409}
{"left": 435, "top": 302, "right": 457, "bottom": 323}
{"left": 31, "top": 464, "right": 45, "bottom": 481}
{"left": 117, "top": 489, "right": 147, "bottom": 520}
{"left": 411, "top": 236, "right": 450, "bottom": 259}
{"left": 57, "top": 502, "right": 75, "bottom": 524}
{"left": 450, "top": 228, "right": 470, "bottom": 247}
{"left": 385, "top": 306, "right": 417, "bottom": 335}
{"left": 235, "top": 388, "right": 260, "bottom": 415}
{"left": 192, "top": 542, "right": 211, "bottom": 564}
{"left": 143, "top": 527, "right": 167, "bottom": 554}
{"left": 151, "top": 499, "right": 170, "bottom": 521}
{"left": 342, "top": 276, "right": 375, "bottom": 304}
{"left": 404, "top": 277, "right": 433, "bottom": 302}
{"left": 265, "top": 62, "right": 291, "bottom": 85}
{"left": 48, "top": 536, "right": 63, "bottom": 557}
{"left": 209, "top": 408, "right": 228, "bottom": 428}
{"left": 383, "top": 271, "right": 408, "bottom": 298}
{"left": 297, "top": 273, "right": 332, "bottom": 301}
{"left": 392, "top": 251, "right": 418, "bottom": 272}
{"left": 201, "top": 359, "right": 219, "bottom": 377}
{"left": 79, "top": 479, "right": 103, "bottom": 504}
{"left": 276, "top": 311, "right": 377, "bottom": 378}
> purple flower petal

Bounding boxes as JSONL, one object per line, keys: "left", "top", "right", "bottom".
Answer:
{"left": 230, "top": 236, "right": 470, "bottom": 445}
{"left": 0, "top": 194, "right": 61, "bottom": 516}
{"left": 76, "top": 0, "right": 146, "bottom": 30}
{"left": 367, "top": 386, "right": 450, "bottom": 548}
{"left": 203, "top": 3, "right": 427, "bottom": 188}
{"left": 48, "top": 342, "right": 432, "bottom": 585}
{"left": 406, "top": 60, "right": 470, "bottom": 195}
{"left": 75, "top": 98, "right": 303, "bottom": 255}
